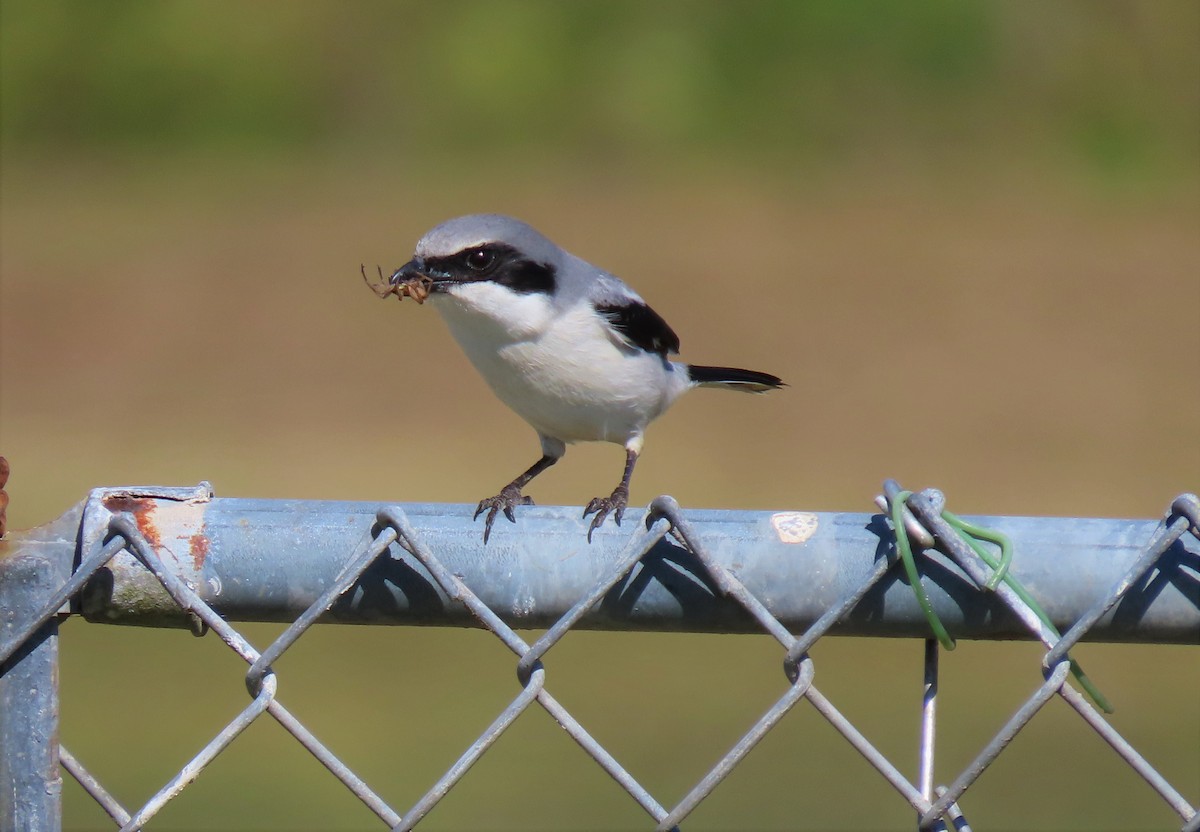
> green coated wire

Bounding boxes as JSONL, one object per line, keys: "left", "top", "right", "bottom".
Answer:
{"left": 948, "top": 522, "right": 1114, "bottom": 714}
{"left": 942, "top": 510, "right": 1012, "bottom": 590}
{"left": 890, "top": 490, "right": 956, "bottom": 651}
{"left": 889, "top": 494, "right": 1114, "bottom": 714}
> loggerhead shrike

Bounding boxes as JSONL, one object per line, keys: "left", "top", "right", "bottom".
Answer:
{"left": 375, "top": 214, "right": 783, "bottom": 543}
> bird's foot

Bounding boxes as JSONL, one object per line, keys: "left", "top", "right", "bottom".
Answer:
{"left": 583, "top": 485, "right": 629, "bottom": 542}
{"left": 474, "top": 484, "right": 534, "bottom": 544}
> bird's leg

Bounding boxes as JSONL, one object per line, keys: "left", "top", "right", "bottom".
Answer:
{"left": 583, "top": 448, "right": 638, "bottom": 542}
{"left": 474, "top": 454, "right": 558, "bottom": 544}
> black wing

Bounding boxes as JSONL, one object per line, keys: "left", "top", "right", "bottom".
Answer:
{"left": 594, "top": 299, "right": 681, "bottom": 356}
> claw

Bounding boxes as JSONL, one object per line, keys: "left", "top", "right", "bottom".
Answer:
{"left": 582, "top": 486, "right": 629, "bottom": 543}
{"left": 474, "top": 485, "right": 533, "bottom": 544}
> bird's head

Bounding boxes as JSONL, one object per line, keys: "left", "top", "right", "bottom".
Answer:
{"left": 391, "top": 215, "right": 562, "bottom": 323}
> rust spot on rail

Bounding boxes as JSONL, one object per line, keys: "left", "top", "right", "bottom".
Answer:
{"left": 103, "top": 495, "right": 162, "bottom": 550}
{"left": 189, "top": 532, "right": 210, "bottom": 570}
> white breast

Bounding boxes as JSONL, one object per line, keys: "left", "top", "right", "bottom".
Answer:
{"left": 432, "top": 287, "right": 691, "bottom": 446}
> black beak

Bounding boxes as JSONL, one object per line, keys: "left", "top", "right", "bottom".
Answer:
{"left": 390, "top": 258, "right": 426, "bottom": 287}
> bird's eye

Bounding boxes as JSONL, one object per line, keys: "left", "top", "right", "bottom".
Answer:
{"left": 465, "top": 248, "right": 495, "bottom": 271}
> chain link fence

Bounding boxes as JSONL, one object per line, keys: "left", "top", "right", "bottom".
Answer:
{"left": 2, "top": 481, "right": 1198, "bottom": 831}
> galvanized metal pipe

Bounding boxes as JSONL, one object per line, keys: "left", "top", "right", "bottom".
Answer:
{"left": 0, "top": 552, "right": 65, "bottom": 832}
{"left": 54, "top": 487, "right": 1200, "bottom": 643}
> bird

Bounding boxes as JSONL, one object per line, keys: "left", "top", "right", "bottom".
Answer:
{"left": 380, "top": 214, "right": 783, "bottom": 543}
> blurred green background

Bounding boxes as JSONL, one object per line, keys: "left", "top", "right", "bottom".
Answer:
{"left": 2, "top": 1, "right": 1198, "bottom": 830}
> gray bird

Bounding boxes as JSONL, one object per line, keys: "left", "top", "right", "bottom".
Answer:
{"left": 384, "top": 214, "right": 783, "bottom": 542}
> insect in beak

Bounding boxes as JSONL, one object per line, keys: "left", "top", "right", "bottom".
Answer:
{"left": 361, "top": 264, "right": 434, "bottom": 304}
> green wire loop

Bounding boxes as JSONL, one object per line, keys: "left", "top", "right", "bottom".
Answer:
{"left": 947, "top": 518, "right": 1114, "bottom": 714}
{"left": 888, "top": 492, "right": 1113, "bottom": 713}
{"left": 942, "top": 510, "right": 1012, "bottom": 590}
{"left": 890, "top": 490, "right": 956, "bottom": 651}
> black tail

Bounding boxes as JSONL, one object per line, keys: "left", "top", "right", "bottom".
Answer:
{"left": 688, "top": 365, "right": 785, "bottom": 393}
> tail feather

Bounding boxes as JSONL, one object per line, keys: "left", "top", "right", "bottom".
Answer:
{"left": 688, "top": 365, "right": 785, "bottom": 393}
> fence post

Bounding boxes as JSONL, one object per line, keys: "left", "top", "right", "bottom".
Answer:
{"left": 0, "top": 550, "right": 64, "bottom": 832}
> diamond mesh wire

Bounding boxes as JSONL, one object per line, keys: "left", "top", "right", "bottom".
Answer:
{"left": 0, "top": 488, "right": 1197, "bottom": 831}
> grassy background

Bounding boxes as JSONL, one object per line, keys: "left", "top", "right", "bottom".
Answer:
{"left": 2, "top": 2, "right": 1198, "bottom": 830}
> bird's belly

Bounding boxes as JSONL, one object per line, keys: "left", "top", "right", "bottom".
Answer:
{"left": 459, "top": 329, "right": 683, "bottom": 444}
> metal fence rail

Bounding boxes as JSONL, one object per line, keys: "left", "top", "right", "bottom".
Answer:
{"left": 1, "top": 481, "right": 1198, "bottom": 831}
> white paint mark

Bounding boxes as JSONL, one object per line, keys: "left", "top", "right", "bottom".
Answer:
{"left": 771, "top": 512, "right": 819, "bottom": 544}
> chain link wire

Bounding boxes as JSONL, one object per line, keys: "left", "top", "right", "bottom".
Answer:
{"left": 1, "top": 487, "right": 1197, "bottom": 830}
